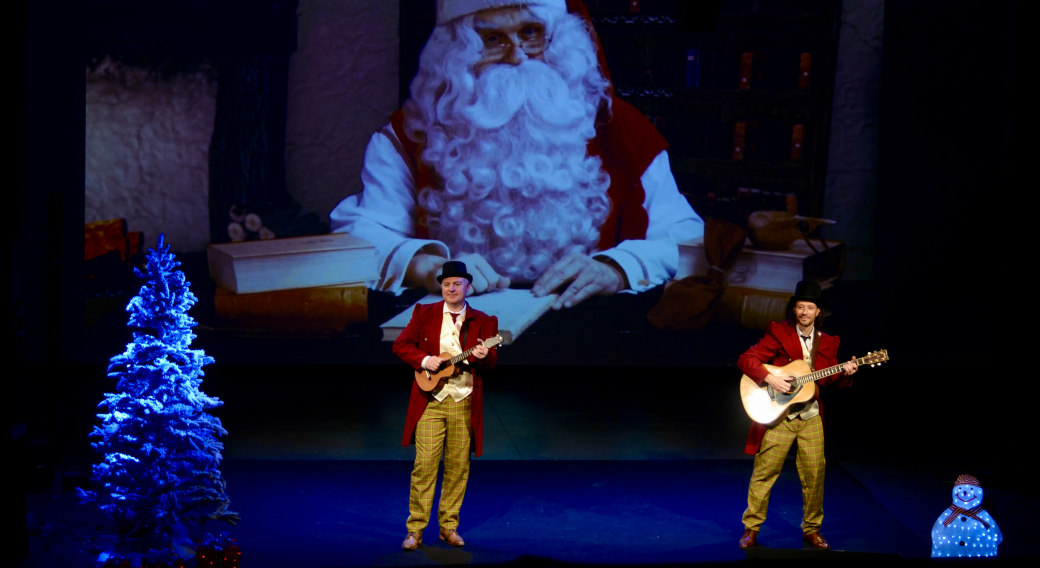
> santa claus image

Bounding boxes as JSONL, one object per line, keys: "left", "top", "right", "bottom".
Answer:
{"left": 331, "top": 0, "right": 704, "bottom": 310}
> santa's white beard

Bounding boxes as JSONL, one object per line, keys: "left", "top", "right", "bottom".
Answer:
{"left": 415, "top": 58, "right": 612, "bottom": 283}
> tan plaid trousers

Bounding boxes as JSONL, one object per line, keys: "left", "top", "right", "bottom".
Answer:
{"left": 406, "top": 395, "right": 472, "bottom": 532}
{"left": 742, "top": 414, "right": 826, "bottom": 533}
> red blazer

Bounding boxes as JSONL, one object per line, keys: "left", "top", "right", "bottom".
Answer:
{"left": 392, "top": 300, "right": 499, "bottom": 457}
{"left": 737, "top": 320, "right": 852, "bottom": 455}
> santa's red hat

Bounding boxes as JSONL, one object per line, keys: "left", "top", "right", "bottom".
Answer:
{"left": 436, "top": 0, "right": 568, "bottom": 25}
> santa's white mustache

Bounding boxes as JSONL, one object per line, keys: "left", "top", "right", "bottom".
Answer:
{"left": 461, "top": 59, "right": 587, "bottom": 131}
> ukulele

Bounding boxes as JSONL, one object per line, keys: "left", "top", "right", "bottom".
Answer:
{"left": 414, "top": 335, "right": 504, "bottom": 392}
{"left": 739, "top": 349, "right": 889, "bottom": 424}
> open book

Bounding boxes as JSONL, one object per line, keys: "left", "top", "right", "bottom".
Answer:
{"left": 380, "top": 288, "right": 557, "bottom": 344}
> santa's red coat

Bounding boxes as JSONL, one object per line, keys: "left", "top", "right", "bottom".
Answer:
{"left": 392, "top": 301, "right": 499, "bottom": 457}
{"left": 737, "top": 320, "right": 852, "bottom": 455}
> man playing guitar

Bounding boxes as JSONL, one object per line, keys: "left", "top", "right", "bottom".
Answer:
{"left": 392, "top": 261, "right": 499, "bottom": 550}
{"left": 736, "top": 281, "right": 858, "bottom": 551}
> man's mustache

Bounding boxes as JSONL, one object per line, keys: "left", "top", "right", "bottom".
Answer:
{"left": 461, "top": 60, "right": 586, "bottom": 130}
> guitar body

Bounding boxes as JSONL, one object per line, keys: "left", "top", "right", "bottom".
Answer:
{"left": 414, "top": 352, "right": 461, "bottom": 392}
{"left": 739, "top": 359, "right": 817, "bottom": 425}
{"left": 412, "top": 335, "right": 505, "bottom": 392}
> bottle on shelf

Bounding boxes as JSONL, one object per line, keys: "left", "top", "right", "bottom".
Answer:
{"left": 799, "top": 52, "right": 812, "bottom": 89}
{"left": 791, "top": 124, "right": 805, "bottom": 161}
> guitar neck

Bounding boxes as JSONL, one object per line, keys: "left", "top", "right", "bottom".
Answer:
{"left": 794, "top": 355, "right": 872, "bottom": 386}
{"left": 448, "top": 346, "right": 476, "bottom": 366}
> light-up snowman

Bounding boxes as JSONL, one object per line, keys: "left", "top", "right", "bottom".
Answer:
{"left": 931, "top": 474, "right": 1002, "bottom": 557}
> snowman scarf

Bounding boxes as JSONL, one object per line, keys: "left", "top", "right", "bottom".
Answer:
{"left": 942, "top": 504, "right": 990, "bottom": 529}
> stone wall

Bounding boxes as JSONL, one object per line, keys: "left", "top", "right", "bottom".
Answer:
{"left": 85, "top": 59, "right": 217, "bottom": 252}
{"left": 84, "top": 0, "right": 402, "bottom": 252}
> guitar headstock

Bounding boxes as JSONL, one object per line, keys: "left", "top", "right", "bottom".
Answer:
{"left": 482, "top": 335, "right": 504, "bottom": 349}
{"left": 863, "top": 349, "right": 889, "bottom": 367}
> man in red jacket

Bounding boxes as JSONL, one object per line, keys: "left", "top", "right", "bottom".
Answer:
{"left": 736, "top": 281, "right": 858, "bottom": 551}
{"left": 392, "top": 260, "right": 499, "bottom": 550}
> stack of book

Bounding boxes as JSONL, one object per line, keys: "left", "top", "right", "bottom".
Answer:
{"left": 676, "top": 236, "right": 844, "bottom": 329}
{"left": 85, "top": 218, "right": 144, "bottom": 266}
{"left": 206, "top": 233, "right": 377, "bottom": 333}
{"left": 84, "top": 218, "right": 146, "bottom": 327}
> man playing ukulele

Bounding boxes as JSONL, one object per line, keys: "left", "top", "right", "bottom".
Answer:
{"left": 736, "top": 281, "right": 858, "bottom": 551}
{"left": 392, "top": 261, "right": 499, "bottom": 550}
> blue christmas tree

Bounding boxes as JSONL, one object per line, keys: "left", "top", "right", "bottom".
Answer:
{"left": 79, "top": 235, "right": 239, "bottom": 535}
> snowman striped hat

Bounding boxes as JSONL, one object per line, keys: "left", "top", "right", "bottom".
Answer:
{"left": 436, "top": 0, "right": 568, "bottom": 25}
{"left": 955, "top": 474, "right": 981, "bottom": 487}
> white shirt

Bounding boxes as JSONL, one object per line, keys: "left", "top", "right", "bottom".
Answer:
{"left": 421, "top": 302, "right": 473, "bottom": 403}
{"left": 788, "top": 325, "right": 820, "bottom": 421}
{"left": 330, "top": 125, "right": 705, "bottom": 294}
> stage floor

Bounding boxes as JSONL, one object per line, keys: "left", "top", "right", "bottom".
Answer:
{"left": 25, "top": 457, "right": 1035, "bottom": 567}
{"left": 23, "top": 361, "right": 1037, "bottom": 567}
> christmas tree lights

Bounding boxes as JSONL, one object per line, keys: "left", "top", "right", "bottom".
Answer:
{"left": 79, "top": 235, "right": 239, "bottom": 536}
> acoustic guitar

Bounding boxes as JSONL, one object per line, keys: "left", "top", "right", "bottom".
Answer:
{"left": 414, "top": 335, "right": 504, "bottom": 392}
{"left": 739, "top": 350, "right": 889, "bottom": 424}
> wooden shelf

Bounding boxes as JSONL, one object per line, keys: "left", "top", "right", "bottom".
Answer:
{"left": 590, "top": 15, "right": 679, "bottom": 26}
{"left": 590, "top": 13, "right": 829, "bottom": 33}
{"left": 616, "top": 87, "right": 813, "bottom": 101}
{"left": 619, "top": 88, "right": 818, "bottom": 123}
{"left": 589, "top": 1, "right": 841, "bottom": 217}
{"left": 671, "top": 157, "right": 810, "bottom": 175}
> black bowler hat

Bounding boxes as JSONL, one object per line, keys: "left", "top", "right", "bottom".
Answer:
{"left": 790, "top": 280, "right": 824, "bottom": 308}
{"left": 437, "top": 260, "right": 473, "bottom": 284}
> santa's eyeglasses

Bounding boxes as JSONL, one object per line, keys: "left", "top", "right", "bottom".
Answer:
{"left": 480, "top": 28, "right": 552, "bottom": 58}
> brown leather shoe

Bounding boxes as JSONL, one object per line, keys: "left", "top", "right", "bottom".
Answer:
{"left": 738, "top": 528, "right": 758, "bottom": 549}
{"left": 439, "top": 528, "right": 465, "bottom": 547}
{"left": 803, "top": 531, "right": 830, "bottom": 550}
{"left": 401, "top": 532, "right": 421, "bottom": 550}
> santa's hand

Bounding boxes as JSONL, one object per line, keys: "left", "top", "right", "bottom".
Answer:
{"left": 452, "top": 253, "right": 511, "bottom": 294}
{"left": 533, "top": 254, "right": 625, "bottom": 310}
{"left": 765, "top": 374, "right": 795, "bottom": 393}
{"left": 472, "top": 345, "right": 489, "bottom": 360}
{"left": 406, "top": 253, "right": 446, "bottom": 294}
{"left": 424, "top": 356, "right": 445, "bottom": 372}
{"left": 843, "top": 356, "right": 858, "bottom": 376}
{"left": 407, "top": 253, "right": 511, "bottom": 295}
